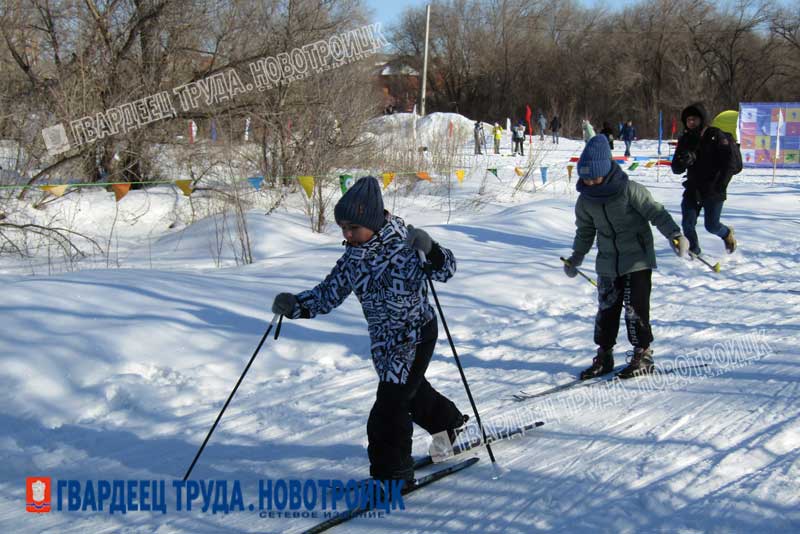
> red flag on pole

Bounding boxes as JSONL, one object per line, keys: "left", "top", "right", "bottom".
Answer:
{"left": 525, "top": 105, "right": 533, "bottom": 145}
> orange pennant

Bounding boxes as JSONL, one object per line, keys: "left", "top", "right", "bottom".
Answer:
{"left": 175, "top": 180, "right": 193, "bottom": 197}
{"left": 416, "top": 171, "right": 431, "bottom": 181}
{"left": 514, "top": 167, "right": 524, "bottom": 176}
{"left": 111, "top": 183, "right": 131, "bottom": 202}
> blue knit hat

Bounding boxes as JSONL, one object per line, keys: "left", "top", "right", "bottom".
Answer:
{"left": 334, "top": 176, "right": 386, "bottom": 232}
{"left": 578, "top": 135, "right": 612, "bottom": 180}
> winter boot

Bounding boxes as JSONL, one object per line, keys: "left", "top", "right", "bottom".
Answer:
{"left": 579, "top": 347, "right": 614, "bottom": 380}
{"left": 617, "top": 347, "right": 655, "bottom": 379}
{"left": 723, "top": 226, "right": 736, "bottom": 253}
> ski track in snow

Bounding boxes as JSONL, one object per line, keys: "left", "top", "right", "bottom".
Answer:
{"left": 1, "top": 128, "right": 799, "bottom": 533}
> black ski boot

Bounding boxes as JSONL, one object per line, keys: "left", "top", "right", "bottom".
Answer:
{"left": 580, "top": 347, "right": 614, "bottom": 380}
{"left": 617, "top": 347, "right": 655, "bottom": 379}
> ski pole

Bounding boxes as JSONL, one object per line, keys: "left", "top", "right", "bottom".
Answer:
{"left": 183, "top": 313, "right": 281, "bottom": 481}
{"left": 672, "top": 238, "right": 721, "bottom": 273}
{"left": 559, "top": 256, "right": 597, "bottom": 287}
{"left": 418, "top": 251, "right": 499, "bottom": 471}
{"left": 689, "top": 251, "right": 721, "bottom": 272}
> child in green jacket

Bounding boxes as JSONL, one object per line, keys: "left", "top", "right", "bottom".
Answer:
{"left": 564, "top": 136, "right": 689, "bottom": 379}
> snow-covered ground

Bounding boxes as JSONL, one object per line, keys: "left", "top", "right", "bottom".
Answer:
{"left": 1, "top": 115, "right": 799, "bottom": 533}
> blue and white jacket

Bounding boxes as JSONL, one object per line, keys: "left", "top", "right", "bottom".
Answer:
{"left": 288, "top": 214, "right": 456, "bottom": 384}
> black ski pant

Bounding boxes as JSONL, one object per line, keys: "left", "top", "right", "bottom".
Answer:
{"left": 513, "top": 139, "right": 524, "bottom": 155}
{"left": 594, "top": 269, "right": 653, "bottom": 350}
{"left": 367, "top": 317, "right": 463, "bottom": 480}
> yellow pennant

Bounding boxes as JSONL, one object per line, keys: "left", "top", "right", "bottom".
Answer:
{"left": 175, "top": 179, "right": 193, "bottom": 197}
{"left": 111, "top": 183, "right": 131, "bottom": 202}
{"left": 41, "top": 185, "right": 69, "bottom": 197}
{"left": 566, "top": 165, "right": 574, "bottom": 179}
{"left": 645, "top": 161, "right": 655, "bottom": 168}
{"left": 382, "top": 172, "right": 395, "bottom": 189}
{"left": 514, "top": 167, "right": 524, "bottom": 176}
{"left": 298, "top": 175, "right": 315, "bottom": 198}
{"left": 416, "top": 171, "right": 431, "bottom": 181}
{"left": 455, "top": 169, "right": 465, "bottom": 183}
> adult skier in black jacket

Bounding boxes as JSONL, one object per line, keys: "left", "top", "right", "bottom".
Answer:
{"left": 671, "top": 102, "right": 738, "bottom": 255}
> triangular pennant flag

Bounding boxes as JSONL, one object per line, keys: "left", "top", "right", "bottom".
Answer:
{"left": 381, "top": 172, "right": 395, "bottom": 189}
{"left": 566, "top": 165, "right": 574, "bottom": 179}
{"left": 111, "top": 183, "right": 131, "bottom": 202}
{"left": 488, "top": 168, "right": 498, "bottom": 177}
{"left": 455, "top": 169, "right": 465, "bottom": 183}
{"left": 175, "top": 179, "right": 193, "bottom": 196}
{"left": 416, "top": 171, "right": 431, "bottom": 181}
{"left": 645, "top": 161, "right": 656, "bottom": 168}
{"left": 298, "top": 175, "right": 314, "bottom": 198}
{"left": 628, "top": 162, "right": 640, "bottom": 171}
{"left": 339, "top": 174, "right": 354, "bottom": 194}
{"left": 247, "top": 176, "right": 264, "bottom": 190}
{"left": 40, "top": 184, "right": 69, "bottom": 197}
{"left": 514, "top": 167, "right": 524, "bottom": 176}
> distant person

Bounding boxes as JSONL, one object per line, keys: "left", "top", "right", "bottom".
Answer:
{"left": 492, "top": 122, "right": 503, "bottom": 154}
{"left": 600, "top": 122, "right": 615, "bottom": 150}
{"left": 512, "top": 120, "right": 526, "bottom": 156}
{"left": 474, "top": 121, "right": 485, "bottom": 155}
{"left": 620, "top": 120, "right": 636, "bottom": 157}
{"left": 538, "top": 113, "right": 548, "bottom": 141}
{"left": 550, "top": 115, "right": 561, "bottom": 144}
{"left": 582, "top": 119, "right": 595, "bottom": 145}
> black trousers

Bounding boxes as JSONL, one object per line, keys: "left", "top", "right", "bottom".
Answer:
{"left": 367, "top": 317, "right": 463, "bottom": 479}
{"left": 513, "top": 139, "right": 524, "bottom": 155}
{"left": 594, "top": 269, "right": 653, "bottom": 350}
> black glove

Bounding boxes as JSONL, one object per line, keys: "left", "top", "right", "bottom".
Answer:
{"left": 406, "top": 225, "right": 433, "bottom": 255}
{"left": 272, "top": 293, "right": 297, "bottom": 315}
{"left": 563, "top": 252, "right": 584, "bottom": 278}
{"left": 675, "top": 151, "right": 696, "bottom": 169}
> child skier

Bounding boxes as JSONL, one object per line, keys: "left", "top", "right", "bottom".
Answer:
{"left": 563, "top": 136, "right": 689, "bottom": 379}
{"left": 271, "top": 176, "right": 467, "bottom": 484}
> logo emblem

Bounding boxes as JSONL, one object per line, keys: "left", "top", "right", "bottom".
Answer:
{"left": 26, "top": 477, "right": 51, "bottom": 513}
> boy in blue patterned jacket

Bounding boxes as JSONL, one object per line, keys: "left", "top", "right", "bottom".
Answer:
{"left": 271, "top": 176, "right": 466, "bottom": 484}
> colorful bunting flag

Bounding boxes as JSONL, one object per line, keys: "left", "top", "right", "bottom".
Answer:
{"left": 381, "top": 172, "right": 395, "bottom": 189}
{"left": 628, "top": 162, "right": 640, "bottom": 171}
{"left": 298, "top": 175, "right": 314, "bottom": 198}
{"left": 416, "top": 171, "right": 431, "bottom": 181}
{"left": 340, "top": 174, "right": 354, "bottom": 194}
{"left": 488, "top": 168, "right": 498, "bottom": 177}
{"left": 111, "top": 183, "right": 131, "bottom": 202}
{"left": 566, "top": 165, "right": 574, "bottom": 180}
{"left": 175, "top": 180, "right": 193, "bottom": 196}
{"left": 514, "top": 167, "right": 524, "bottom": 176}
{"left": 455, "top": 169, "right": 465, "bottom": 183}
{"left": 247, "top": 176, "right": 264, "bottom": 190}
{"left": 40, "top": 185, "right": 69, "bottom": 197}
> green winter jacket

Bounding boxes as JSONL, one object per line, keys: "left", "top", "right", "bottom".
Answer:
{"left": 572, "top": 164, "right": 680, "bottom": 277}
